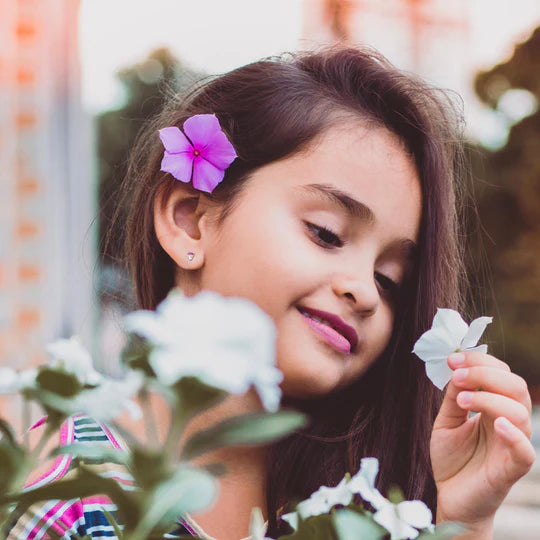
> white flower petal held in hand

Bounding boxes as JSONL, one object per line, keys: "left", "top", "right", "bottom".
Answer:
{"left": 412, "top": 308, "right": 492, "bottom": 389}
{"left": 45, "top": 336, "right": 103, "bottom": 386}
{"left": 123, "top": 289, "right": 283, "bottom": 412}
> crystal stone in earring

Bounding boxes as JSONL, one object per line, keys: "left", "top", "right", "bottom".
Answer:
{"left": 187, "top": 252, "right": 194, "bottom": 261}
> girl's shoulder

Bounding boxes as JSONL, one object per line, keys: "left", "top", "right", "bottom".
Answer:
{"left": 5, "top": 414, "right": 195, "bottom": 539}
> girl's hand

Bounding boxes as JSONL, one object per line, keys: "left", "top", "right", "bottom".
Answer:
{"left": 430, "top": 351, "right": 535, "bottom": 536}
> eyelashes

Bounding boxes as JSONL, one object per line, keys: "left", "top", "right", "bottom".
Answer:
{"left": 304, "top": 221, "right": 345, "bottom": 248}
{"left": 303, "top": 221, "right": 401, "bottom": 297}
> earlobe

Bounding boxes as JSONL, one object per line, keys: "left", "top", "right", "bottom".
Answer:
{"left": 153, "top": 182, "right": 207, "bottom": 270}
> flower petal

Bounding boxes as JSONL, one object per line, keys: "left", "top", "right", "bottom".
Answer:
{"left": 192, "top": 157, "right": 225, "bottom": 193}
{"left": 433, "top": 309, "right": 469, "bottom": 339}
{"left": 281, "top": 512, "right": 298, "bottom": 531}
{"left": 183, "top": 114, "right": 221, "bottom": 147}
{"left": 425, "top": 358, "right": 453, "bottom": 390}
{"left": 461, "top": 316, "right": 492, "bottom": 350}
{"left": 412, "top": 327, "right": 455, "bottom": 362}
{"left": 412, "top": 309, "right": 468, "bottom": 361}
{"left": 465, "top": 344, "right": 488, "bottom": 354}
{"left": 161, "top": 151, "right": 193, "bottom": 183}
{"left": 0, "top": 367, "right": 20, "bottom": 393}
{"left": 123, "top": 310, "right": 173, "bottom": 345}
{"left": 396, "top": 501, "right": 432, "bottom": 529}
{"left": 202, "top": 129, "right": 237, "bottom": 169}
{"left": 159, "top": 126, "right": 192, "bottom": 153}
{"left": 374, "top": 504, "right": 420, "bottom": 540}
{"left": 348, "top": 457, "right": 388, "bottom": 510}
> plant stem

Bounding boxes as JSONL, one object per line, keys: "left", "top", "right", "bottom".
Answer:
{"left": 29, "top": 423, "right": 56, "bottom": 462}
{"left": 163, "top": 400, "right": 187, "bottom": 464}
{"left": 140, "top": 388, "right": 159, "bottom": 447}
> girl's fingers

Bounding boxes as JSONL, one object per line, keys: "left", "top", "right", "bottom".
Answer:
{"left": 434, "top": 381, "right": 469, "bottom": 430}
{"left": 448, "top": 351, "right": 511, "bottom": 372}
{"left": 456, "top": 390, "right": 532, "bottom": 439}
{"left": 452, "top": 366, "right": 532, "bottom": 413}
{"left": 494, "top": 417, "right": 537, "bottom": 480}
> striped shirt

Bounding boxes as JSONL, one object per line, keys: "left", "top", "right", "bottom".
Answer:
{"left": 6, "top": 414, "right": 196, "bottom": 539}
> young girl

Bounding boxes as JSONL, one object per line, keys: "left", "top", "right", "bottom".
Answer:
{"left": 8, "top": 46, "right": 534, "bottom": 540}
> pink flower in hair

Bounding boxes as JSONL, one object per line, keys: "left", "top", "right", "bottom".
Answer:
{"left": 159, "top": 113, "right": 237, "bottom": 193}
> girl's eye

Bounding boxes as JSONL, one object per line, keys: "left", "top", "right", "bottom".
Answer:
{"left": 304, "top": 222, "right": 344, "bottom": 248}
{"left": 375, "top": 272, "right": 401, "bottom": 299}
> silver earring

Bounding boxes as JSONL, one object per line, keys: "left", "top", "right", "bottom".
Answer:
{"left": 187, "top": 252, "right": 194, "bottom": 261}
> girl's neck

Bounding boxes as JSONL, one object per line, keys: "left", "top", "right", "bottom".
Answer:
{"left": 179, "top": 390, "right": 269, "bottom": 540}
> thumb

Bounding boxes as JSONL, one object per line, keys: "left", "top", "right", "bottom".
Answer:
{"left": 434, "top": 379, "right": 469, "bottom": 430}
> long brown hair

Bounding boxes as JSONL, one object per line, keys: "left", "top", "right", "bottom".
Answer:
{"left": 114, "top": 46, "right": 467, "bottom": 536}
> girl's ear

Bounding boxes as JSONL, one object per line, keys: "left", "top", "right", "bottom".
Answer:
{"left": 153, "top": 182, "right": 212, "bottom": 270}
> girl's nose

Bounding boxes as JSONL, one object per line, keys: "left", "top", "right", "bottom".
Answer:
{"left": 331, "top": 274, "right": 379, "bottom": 316}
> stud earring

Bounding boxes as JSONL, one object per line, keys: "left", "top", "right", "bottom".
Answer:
{"left": 187, "top": 252, "right": 194, "bottom": 261}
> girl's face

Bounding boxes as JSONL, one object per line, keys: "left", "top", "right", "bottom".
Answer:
{"left": 200, "top": 124, "right": 422, "bottom": 397}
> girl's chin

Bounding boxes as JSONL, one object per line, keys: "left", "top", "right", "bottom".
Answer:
{"left": 278, "top": 360, "right": 346, "bottom": 398}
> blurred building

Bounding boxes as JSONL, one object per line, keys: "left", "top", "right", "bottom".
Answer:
{"left": 0, "top": 0, "right": 94, "bottom": 389}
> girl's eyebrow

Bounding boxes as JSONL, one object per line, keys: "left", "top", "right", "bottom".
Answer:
{"left": 296, "top": 183, "right": 376, "bottom": 223}
{"left": 296, "top": 183, "right": 418, "bottom": 256}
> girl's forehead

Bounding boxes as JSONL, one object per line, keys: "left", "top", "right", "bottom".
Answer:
{"left": 251, "top": 125, "right": 419, "bottom": 198}
{"left": 234, "top": 124, "right": 422, "bottom": 242}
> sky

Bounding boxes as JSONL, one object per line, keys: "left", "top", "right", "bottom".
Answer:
{"left": 78, "top": 0, "right": 303, "bottom": 113}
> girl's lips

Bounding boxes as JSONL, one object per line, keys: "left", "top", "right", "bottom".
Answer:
{"left": 297, "top": 306, "right": 358, "bottom": 354}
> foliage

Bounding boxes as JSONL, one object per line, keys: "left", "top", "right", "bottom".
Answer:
{"left": 0, "top": 289, "right": 463, "bottom": 539}
{"left": 97, "top": 47, "right": 204, "bottom": 301}
{"left": 469, "top": 26, "right": 540, "bottom": 388}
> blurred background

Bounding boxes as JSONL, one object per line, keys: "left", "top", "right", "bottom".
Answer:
{"left": 1, "top": 0, "right": 539, "bottom": 537}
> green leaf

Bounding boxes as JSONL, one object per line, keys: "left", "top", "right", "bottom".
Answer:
{"left": 121, "top": 334, "right": 154, "bottom": 375}
{"left": 387, "top": 485, "right": 405, "bottom": 504}
{"left": 36, "top": 368, "right": 81, "bottom": 397}
{"left": 0, "top": 418, "right": 18, "bottom": 448}
{"left": 278, "top": 513, "right": 339, "bottom": 540}
{"left": 333, "top": 508, "right": 386, "bottom": 540}
{"left": 182, "top": 410, "right": 308, "bottom": 460}
{"left": 50, "top": 444, "right": 129, "bottom": 467}
{"left": 200, "top": 462, "right": 227, "bottom": 477}
{"left": 132, "top": 465, "right": 217, "bottom": 537}
{"left": 174, "top": 377, "right": 228, "bottom": 419}
{"left": 417, "top": 521, "right": 467, "bottom": 539}
{"left": 0, "top": 443, "right": 25, "bottom": 491}
{"left": 3, "top": 466, "right": 141, "bottom": 530}
{"left": 131, "top": 447, "right": 168, "bottom": 490}
{"left": 103, "top": 508, "right": 124, "bottom": 539}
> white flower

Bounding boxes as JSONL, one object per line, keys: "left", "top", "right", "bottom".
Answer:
{"left": 298, "top": 477, "right": 353, "bottom": 519}
{"left": 349, "top": 459, "right": 434, "bottom": 539}
{"left": 45, "top": 336, "right": 103, "bottom": 386}
{"left": 123, "top": 289, "right": 283, "bottom": 412}
{"left": 47, "top": 371, "right": 143, "bottom": 421}
{"left": 281, "top": 477, "right": 353, "bottom": 531}
{"left": 280, "top": 511, "right": 299, "bottom": 531}
{"left": 412, "top": 308, "right": 492, "bottom": 389}
{"left": 280, "top": 457, "right": 434, "bottom": 538}
{"left": 249, "top": 507, "right": 273, "bottom": 540}
{"left": 373, "top": 500, "right": 433, "bottom": 540}
{"left": 0, "top": 367, "right": 37, "bottom": 394}
{"left": 348, "top": 457, "right": 388, "bottom": 510}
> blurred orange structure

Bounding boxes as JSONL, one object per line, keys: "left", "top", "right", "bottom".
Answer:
{"left": 0, "top": 0, "right": 95, "bottom": 426}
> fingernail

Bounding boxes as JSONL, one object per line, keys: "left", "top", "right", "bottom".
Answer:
{"left": 457, "top": 391, "right": 473, "bottom": 407}
{"left": 495, "top": 417, "right": 517, "bottom": 440}
{"left": 448, "top": 352, "right": 466, "bottom": 367}
{"left": 453, "top": 368, "right": 469, "bottom": 383}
